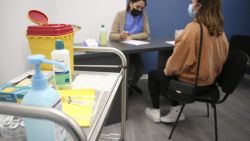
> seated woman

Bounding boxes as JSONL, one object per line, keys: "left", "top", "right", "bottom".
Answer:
{"left": 109, "top": 0, "right": 150, "bottom": 95}
{"left": 145, "top": 0, "right": 229, "bottom": 123}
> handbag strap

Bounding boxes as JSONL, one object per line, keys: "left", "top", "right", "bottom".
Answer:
{"left": 194, "top": 22, "right": 204, "bottom": 88}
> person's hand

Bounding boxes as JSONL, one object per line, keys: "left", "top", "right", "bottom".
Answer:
{"left": 126, "top": 35, "right": 132, "bottom": 40}
{"left": 120, "top": 31, "right": 129, "bottom": 41}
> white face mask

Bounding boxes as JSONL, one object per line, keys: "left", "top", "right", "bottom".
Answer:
{"left": 188, "top": 4, "right": 196, "bottom": 19}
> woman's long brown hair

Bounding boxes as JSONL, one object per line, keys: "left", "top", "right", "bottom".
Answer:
{"left": 196, "top": 0, "right": 224, "bottom": 36}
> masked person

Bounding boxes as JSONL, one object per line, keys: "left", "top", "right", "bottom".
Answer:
{"left": 145, "top": 0, "right": 229, "bottom": 123}
{"left": 110, "top": 0, "right": 150, "bottom": 95}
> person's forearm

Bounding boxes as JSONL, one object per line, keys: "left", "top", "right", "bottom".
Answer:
{"left": 130, "top": 32, "right": 149, "bottom": 40}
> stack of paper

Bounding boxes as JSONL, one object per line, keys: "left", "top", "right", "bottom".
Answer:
{"left": 72, "top": 73, "right": 118, "bottom": 91}
{"left": 57, "top": 89, "right": 95, "bottom": 127}
{"left": 165, "top": 41, "right": 175, "bottom": 45}
{"left": 121, "top": 40, "right": 149, "bottom": 46}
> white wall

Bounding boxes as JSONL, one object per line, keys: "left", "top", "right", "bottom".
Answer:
{"left": 0, "top": 0, "right": 126, "bottom": 83}
{"left": 54, "top": 0, "right": 126, "bottom": 43}
{"left": 0, "top": 0, "right": 55, "bottom": 83}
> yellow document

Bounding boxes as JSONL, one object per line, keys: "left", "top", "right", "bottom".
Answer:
{"left": 57, "top": 89, "right": 95, "bottom": 127}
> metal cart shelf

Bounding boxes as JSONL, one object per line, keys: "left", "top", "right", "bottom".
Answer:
{"left": 0, "top": 47, "right": 127, "bottom": 141}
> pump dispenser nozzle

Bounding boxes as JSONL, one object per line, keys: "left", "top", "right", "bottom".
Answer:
{"left": 28, "top": 55, "right": 67, "bottom": 90}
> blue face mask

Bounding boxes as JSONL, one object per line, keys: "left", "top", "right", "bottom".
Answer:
{"left": 188, "top": 4, "right": 196, "bottom": 19}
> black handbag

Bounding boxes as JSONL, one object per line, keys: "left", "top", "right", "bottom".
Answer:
{"left": 167, "top": 22, "right": 203, "bottom": 104}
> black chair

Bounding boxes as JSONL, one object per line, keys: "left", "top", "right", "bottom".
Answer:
{"left": 168, "top": 51, "right": 249, "bottom": 141}
{"left": 229, "top": 35, "right": 250, "bottom": 74}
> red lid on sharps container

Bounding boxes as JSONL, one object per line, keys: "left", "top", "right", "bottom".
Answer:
{"left": 28, "top": 10, "right": 48, "bottom": 25}
{"left": 27, "top": 10, "right": 73, "bottom": 36}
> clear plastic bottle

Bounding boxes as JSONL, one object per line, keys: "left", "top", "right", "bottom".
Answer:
{"left": 21, "top": 55, "right": 67, "bottom": 141}
{"left": 100, "top": 24, "right": 107, "bottom": 47}
{"left": 51, "top": 39, "right": 72, "bottom": 89}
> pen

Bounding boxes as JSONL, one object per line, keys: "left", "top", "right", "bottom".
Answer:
{"left": 66, "top": 99, "right": 93, "bottom": 107}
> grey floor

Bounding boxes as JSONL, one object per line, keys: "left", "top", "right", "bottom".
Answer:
{"left": 101, "top": 75, "right": 250, "bottom": 141}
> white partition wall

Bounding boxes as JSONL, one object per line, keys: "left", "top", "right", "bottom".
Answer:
{"left": 0, "top": 0, "right": 55, "bottom": 83}
{"left": 54, "top": 0, "right": 126, "bottom": 43}
{"left": 0, "top": 0, "right": 126, "bottom": 83}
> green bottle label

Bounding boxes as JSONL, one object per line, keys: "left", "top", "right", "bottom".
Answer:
{"left": 54, "top": 71, "right": 71, "bottom": 89}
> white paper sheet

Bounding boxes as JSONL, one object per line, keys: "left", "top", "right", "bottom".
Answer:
{"left": 165, "top": 41, "right": 175, "bottom": 45}
{"left": 121, "top": 40, "right": 149, "bottom": 46}
{"left": 72, "top": 73, "right": 119, "bottom": 91}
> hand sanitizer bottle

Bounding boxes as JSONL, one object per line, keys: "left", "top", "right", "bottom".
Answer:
{"left": 51, "top": 39, "right": 72, "bottom": 89}
{"left": 21, "top": 55, "right": 68, "bottom": 141}
{"left": 100, "top": 24, "right": 107, "bottom": 47}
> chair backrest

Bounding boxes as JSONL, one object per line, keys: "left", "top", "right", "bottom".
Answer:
{"left": 229, "top": 35, "right": 250, "bottom": 56}
{"left": 229, "top": 35, "right": 250, "bottom": 74}
{"left": 217, "top": 51, "right": 249, "bottom": 94}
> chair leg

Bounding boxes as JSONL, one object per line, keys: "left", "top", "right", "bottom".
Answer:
{"left": 207, "top": 103, "right": 210, "bottom": 117}
{"left": 212, "top": 104, "right": 218, "bottom": 141}
{"left": 168, "top": 104, "right": 185, "bottom": 140}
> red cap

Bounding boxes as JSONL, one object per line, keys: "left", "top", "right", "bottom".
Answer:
{"left": 28, "top": 10, "right": 48, "bottom": 25}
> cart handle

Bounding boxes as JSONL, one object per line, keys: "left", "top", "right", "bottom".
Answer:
{"left": 0, "top": 102, "right": 87, "bottom": 141}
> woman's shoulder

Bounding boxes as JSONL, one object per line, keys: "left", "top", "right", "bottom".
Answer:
{"left": 116, "top": 10, "right": 127, "bottom": 16}
{"left": 185, "top": 22, "right": 200, "bottom": 30}
{"left": 182, "top": 21, "right": 202, "bottom": 36}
